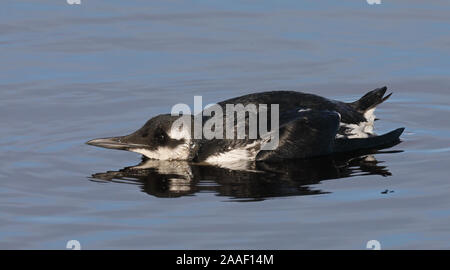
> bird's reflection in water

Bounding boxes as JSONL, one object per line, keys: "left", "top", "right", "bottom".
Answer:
{"left": 90, "top": 147, "right": 402, "bottom": 202}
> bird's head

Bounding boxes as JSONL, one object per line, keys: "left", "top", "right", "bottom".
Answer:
{"left": 86, "top": 114, "right": 195, "bottom": 160}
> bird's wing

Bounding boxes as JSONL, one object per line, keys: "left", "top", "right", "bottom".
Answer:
{"left": 333, "top": 128, "right": 404, "bottom": 154}
{"left": 256, "top": 107, "right": 405, "bottom": 162}
{"left": 256, "top": 108, "right": 341, "bottom": 161}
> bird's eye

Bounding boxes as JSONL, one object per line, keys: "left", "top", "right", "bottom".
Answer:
{"left": 154, "top": 129, "right": 167, "bottom": 143}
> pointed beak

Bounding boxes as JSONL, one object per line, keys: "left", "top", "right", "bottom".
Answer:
{"left": 86, "top": 136, "right": 142, "bottom": 150}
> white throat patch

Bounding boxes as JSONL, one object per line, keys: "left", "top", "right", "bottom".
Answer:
{"left": 132, "top": 145, "right": 191, "bottom": 160}
{"left": 132, "top": 124, "right": 192, "bottom": 160}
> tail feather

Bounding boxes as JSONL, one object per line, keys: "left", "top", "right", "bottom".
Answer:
{"left": 333, "top": 128, "right": 405, "bottom": 154}
{"left": 351, "top": 86, "right": 392, "bottom": 112}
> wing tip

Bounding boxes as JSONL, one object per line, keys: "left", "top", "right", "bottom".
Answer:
{"left": 392, "top": 127, "right": 405, "bottom": 138}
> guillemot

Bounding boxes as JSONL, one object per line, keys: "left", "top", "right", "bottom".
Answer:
{"left": 86, "top": 86, "right": 404, "bottom": 164}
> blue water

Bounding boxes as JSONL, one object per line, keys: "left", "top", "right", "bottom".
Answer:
{"left": 1, "top": 0, "right": 449, "bottom": 249}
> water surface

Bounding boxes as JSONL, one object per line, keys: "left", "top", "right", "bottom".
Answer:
{"left": 1, "top": 0, "right": 450, "bottom": 249}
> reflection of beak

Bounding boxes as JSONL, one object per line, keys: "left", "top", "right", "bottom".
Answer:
{"left": 86, "top": 136, "right": 146, "bottom": 150}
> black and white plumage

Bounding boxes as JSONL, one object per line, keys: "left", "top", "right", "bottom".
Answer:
{"left": 86, "top": 86, "right": 404, "bottom": 165}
